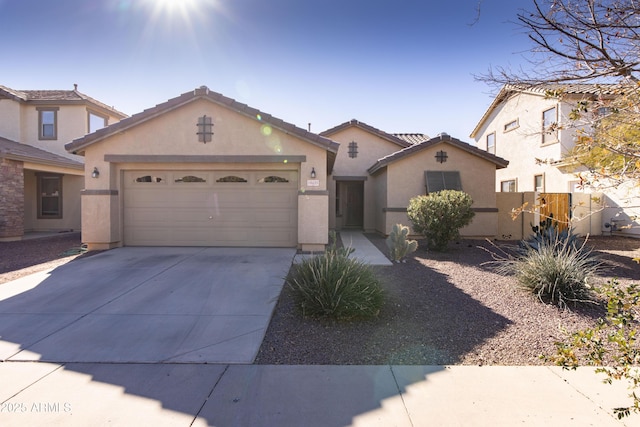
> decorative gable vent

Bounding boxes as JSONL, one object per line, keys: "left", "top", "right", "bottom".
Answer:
{"left": 196, "top": 115, "right": 214, "bottom": 143}
{"left": 348, "top": 141, "right": 358, "bottom": 158}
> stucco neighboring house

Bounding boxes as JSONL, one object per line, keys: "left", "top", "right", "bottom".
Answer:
{"left": 322, "top": 120, "right": 509, "bottom": 239}
{"left": 470, "top": 83, "right": 639, "bottom": 237}
{"left": 0, "top": 84, "right": 127, "bottom": 240}
{"left": 65, "top": 86, "right": 339, "bottom": 251}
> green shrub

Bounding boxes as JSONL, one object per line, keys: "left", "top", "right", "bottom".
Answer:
{"left": 494, "top": 234, "right": 600, "bottom": 308}
{"left": 407, "top": 190, "right": 475, "bottom": 251}
{"left": 287, "top": 246, "right": 383, "bottom": 320}
{"left": 386, "top": 223, "right": 418, "bottom": 262}
{"left": 549, "top": 280, "right": 640, "bottom": 418}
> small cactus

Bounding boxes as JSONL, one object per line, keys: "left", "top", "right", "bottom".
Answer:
{"left": 386, "top": 223, "right": 418, "bottom": 262}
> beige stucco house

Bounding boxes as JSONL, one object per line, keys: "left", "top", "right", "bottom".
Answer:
{"left": 471, "top": 84, "right": 637, "bottom": 237}
{"left": 0, "top": 85, "right": 126, "bottom": 240}
{"left": 66, "top": 87, "right": 509, "bottom": 251}
{"left": 65, "top": 86, "right": 338, "bottom": 251}
{"left": 322, "top": 120, "right": 509, "bottom": 239}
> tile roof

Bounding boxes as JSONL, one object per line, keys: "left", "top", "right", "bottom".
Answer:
{"left": 508, "top": 83, "right": 623, "bottom": 96}
{"left": 66, "top": 86, "right": 340, "bottom": 158}
{"left": 470, "top": 83, "right": 622, "bottom": 138}
{"left": 0, "top": 84, "right": 127, "bottom": 118}
{"left": 392, "top": 133, "right": 430, "bottom": 145}
{"left": 320, "top": 119, "right": 412, "bottom": 148}
{"left": 0, "top": 136, "right": 83, "bottom": 169}
{"left": 368, "top": 133, "right": 509, "bottom": 175}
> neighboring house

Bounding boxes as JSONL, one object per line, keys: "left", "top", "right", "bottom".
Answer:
{"left": 0, "top": 84, "right": 127, "bottom": 240}
{"left": 470, "top": 83, "right": 639, "bottom": 237}
{"left": 322, "top": 120, "right": 509, "bottom": 239}
{"left": 65, "top": 86, "right": 338, "bottom": 251}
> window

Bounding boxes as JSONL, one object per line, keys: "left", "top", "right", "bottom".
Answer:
{"left": 486, "top": 132, "right": 495, "bottom": 154}
{"left": 216, "top": 175, "right": 247, "bottom": 183}
{"left": 38, "top": 107, "right": 58, "bottom": 140}
{"left": 534, "top": 174, "right": 544, "bottom": 192}
{"left": 175, "top": 175, "right": 206, "bottom": 183}
{"left": 542, "top": 107, "right": 558, "bottom": 144}
{"left": 501, "top": 180, "right": 516, "bottom": 192}
{"left": 504, "top": 119, "right": 518, "bottom": 132}
{"left": 348, "top": 141, "right": 358, "bottom": 158}
{"left": 425, "top": 171, "right": 462, "bottom": 193}
{"left": 37, "top": 174, "right": 62, "bottom": 218}
{"left": 261, "top": 175, "right": 289, "bottom": 183}
{"left": 88, "top": 111, "right": 107, "bottom": 133}
{"left": 135, "top": 175, "right": 163, "bottom": 183}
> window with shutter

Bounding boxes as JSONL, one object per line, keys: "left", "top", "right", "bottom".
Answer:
{"left": 424, "top": 171, "right": 462, "bottom": 193}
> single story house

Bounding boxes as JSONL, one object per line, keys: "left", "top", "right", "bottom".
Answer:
{"left": 66, "top": 86, "right": 338, "bottom": 251}
{"left": 321, "top": 120, "right": 509, "bottom": 238}
{"left": 66, "top": 87, "right": 508, "bottom": 251}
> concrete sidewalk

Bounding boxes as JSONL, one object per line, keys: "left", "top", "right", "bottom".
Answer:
{"left": 1, "top": 237, "right": 638, "bottom": 426}
{"left": 294, "top": 231, "right": 393, "bottom": 266}
{"left": 340, "top": 231, "right": 393, "bottom": 265}
{"left": 0, "top": 363, "right": 637, "bottom": 426}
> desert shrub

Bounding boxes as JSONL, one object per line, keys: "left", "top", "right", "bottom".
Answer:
{"left": 407, "top": 190, "right": 475, "bottom": 251}
{"left": 521, "top": 214, "right": 580, "bottom": 254}
{"left": 287, "top": 245, "right": 383, "bottom": 320}
{"left": 386, "top": 223, "right": 418, "bottom": 262}
{"left": 549, "top": 280, "right": 640, "bottom": 418}
{"left": 494, "top": 234, "right": 600, "bottom": 308}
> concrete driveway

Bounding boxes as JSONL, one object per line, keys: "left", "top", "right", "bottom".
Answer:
{"left": 0, "top": 247, "right": 295, "bottom": 363}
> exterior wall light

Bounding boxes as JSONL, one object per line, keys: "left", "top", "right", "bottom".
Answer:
{"left": 91, "top": 167, "right": 99, "bottom": 178}
{"left": 310, "top": 167, "right": 316, "bottom": 179}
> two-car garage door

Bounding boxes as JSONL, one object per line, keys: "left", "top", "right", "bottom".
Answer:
{"left": 123, "top": 170, "right": 298, "bottom": 247}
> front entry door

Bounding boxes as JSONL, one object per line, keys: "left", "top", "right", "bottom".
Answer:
{"left": 344, "top": 181, "right": 364, "bottom": 228}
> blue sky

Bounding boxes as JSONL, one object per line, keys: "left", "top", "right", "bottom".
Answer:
{"left": 0, "top": 0, "right": 534, "bottom": 142}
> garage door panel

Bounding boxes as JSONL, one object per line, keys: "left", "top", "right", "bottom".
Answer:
{"left": 124, "top": 170, "right": 298, "bottom": 247}
{"left": 127, "top": 226, "right": 295, "bottom": 247}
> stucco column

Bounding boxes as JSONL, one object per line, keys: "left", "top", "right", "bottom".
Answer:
{"left": 80, "top": 161, "right": 120, "bottom": 250}
{"left": 298, "top": 191, "right": 329, "bottom": 252}
{"left": 0, "top": 158, "right": 24, "bottom": 240}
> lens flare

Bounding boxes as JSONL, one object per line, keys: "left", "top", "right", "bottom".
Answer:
{"left": 260, "top": 124, "right": 272, "bottom": 136}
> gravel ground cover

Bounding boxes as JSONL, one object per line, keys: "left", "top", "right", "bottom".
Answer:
{"left": 2, "top": 232, "right": 639, "bottom": 365}
{"left": 255, "top": 234, "right": 640, "bottom": 365}
{"left": 0, "top": 232, "right": 83, "bottom": 284}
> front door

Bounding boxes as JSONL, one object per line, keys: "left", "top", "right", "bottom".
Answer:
{"left": 343, "top": 181, "right": 364, "bottom": 228}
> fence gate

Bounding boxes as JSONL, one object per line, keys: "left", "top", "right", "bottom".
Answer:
{"left": 538, "top": 193, "right": 572, "bottom": 232}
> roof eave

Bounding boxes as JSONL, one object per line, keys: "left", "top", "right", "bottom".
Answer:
{"left": 66, "top": 88, "right": 340, "bottom": 155}
{"left": 368, "top": 135, "right": 509, "bottom": 174}
{"left": 2, "top": 153, "right": 83, "bottom": 170}
{"left": 321, "top": 119, "right": 412, "bottom": 148}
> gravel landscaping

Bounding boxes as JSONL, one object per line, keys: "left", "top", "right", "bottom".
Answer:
{"left": 2, "top": 232, "right": 639, "bottom": 366}
{"left": 0, "top": 232, "right": 84, "bottom": 284}
{"left": 255, "top": 234, "right": 640, "bottom": 365}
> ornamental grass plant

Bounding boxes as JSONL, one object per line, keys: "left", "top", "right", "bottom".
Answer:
{"left": 490, "top": 231, "right": 602, "bottom": 309}
{"left": 287, "top": 243, "right": 383, "bottom": 320}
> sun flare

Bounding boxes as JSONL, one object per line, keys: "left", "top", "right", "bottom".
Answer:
{"left": 142, "top": 0, "right": 222, "bottom": 25}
